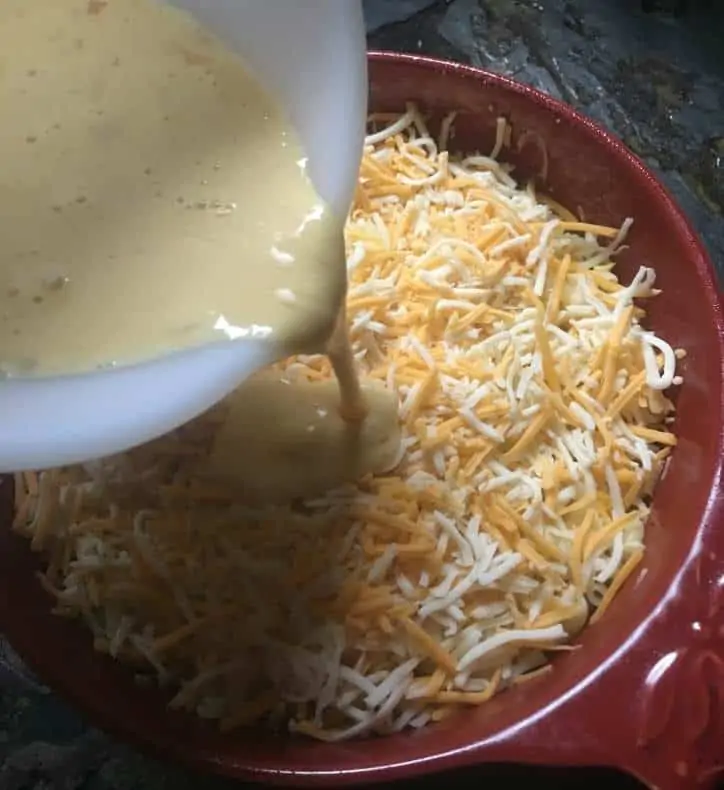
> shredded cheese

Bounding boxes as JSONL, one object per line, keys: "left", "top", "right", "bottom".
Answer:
{"left": 14, "top": 108, "right": 682, "bottom": 742}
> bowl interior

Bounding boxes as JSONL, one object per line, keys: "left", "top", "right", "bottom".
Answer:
{"left": 0, "top": 54, "right": 721, "bottom": 785}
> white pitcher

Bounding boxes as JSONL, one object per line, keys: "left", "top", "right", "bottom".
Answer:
{"left": 0, "top": 0, "right": 368, "bottom": 473}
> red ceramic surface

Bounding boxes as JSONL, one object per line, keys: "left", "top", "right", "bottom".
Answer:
{"left": 0, "top": 53, "right": 722, "bottom": 790}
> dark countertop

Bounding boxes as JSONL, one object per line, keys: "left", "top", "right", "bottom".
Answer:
{"left": 1, "top": 2, "right": 722, "bottom": 789}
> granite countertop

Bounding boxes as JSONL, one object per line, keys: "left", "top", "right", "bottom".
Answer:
{"left": 1, "top": 2, "right": 722, "bottom": 789}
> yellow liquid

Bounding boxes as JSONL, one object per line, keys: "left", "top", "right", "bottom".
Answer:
{"left": 0, "top": 0, "right": 345, "bottom": 376}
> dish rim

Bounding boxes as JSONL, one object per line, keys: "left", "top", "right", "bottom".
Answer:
{"left": 0, "top": 51, "right": 722, "bottom": 790}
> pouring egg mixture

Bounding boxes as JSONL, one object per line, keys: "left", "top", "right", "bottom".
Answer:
{"left": 15, "top": 101, "right": 683, "bottom": 739}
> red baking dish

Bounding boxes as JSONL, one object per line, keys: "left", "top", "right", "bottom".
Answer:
{"left": 0, "top": 52, "right": 722, "bottom": 790}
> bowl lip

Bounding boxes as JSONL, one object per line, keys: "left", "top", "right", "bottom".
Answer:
{"left": 2, "top": 51, "right": 723, "bottom": 788}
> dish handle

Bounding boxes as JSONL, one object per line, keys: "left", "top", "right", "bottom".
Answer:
{"left": 616, "top": 542, "right": 724, "bottom": 790}
{"left": 476, "top": 536, "right": 724, "bottom": 790}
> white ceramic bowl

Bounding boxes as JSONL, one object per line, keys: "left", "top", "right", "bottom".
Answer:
{"left": 0, "top": 0, "right": 367, "bottom": 472}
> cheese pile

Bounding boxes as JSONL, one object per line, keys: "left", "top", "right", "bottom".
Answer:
{"left": 14, "top": 105, "right": 682, "bottom": 741}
